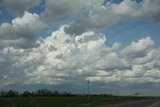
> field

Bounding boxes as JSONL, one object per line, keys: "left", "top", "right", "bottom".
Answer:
{"left": 0, "top": 96, "right": 154, "bottom": 107}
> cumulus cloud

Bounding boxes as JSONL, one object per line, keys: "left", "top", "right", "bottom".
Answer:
{"left": 0, "top": 11, "right": 46, "bottom": 48}
{"left": 0, "top": 0, "right": 40, "bottom": 15}
{"left": 0, "top": 0, "right": 159, "bottom": 95}
{"left": 1, "top": 26, "right": 159, "bottom": 87}
{"left": 117, "top": 37, "right": 160, "bottom": 84}
{"left": 0, "top": 51, "right": 15, "bottom": 87}
{"left": 40, "top": 0, "right": 100, "bottom": 23}
{"left": 121, "top": 37, "right": 154, "bottom": 58}
{"left": 94, "top": 52, "right": 129, "bottom": 71}
{"left": 0, "top": 26, "right": 125, "bottom": 85}
{"left": 112, "top": 0, "right": 160, "bottom": 21}
{"left": 64, "top": 0, "right": 160, "bottom": 35}
{"left": 0, "top": 75, "right": 13, "bottom": 88}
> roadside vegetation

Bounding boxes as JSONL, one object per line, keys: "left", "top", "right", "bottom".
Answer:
{"left": 0, "top": 89, "right": 157, "bottom": 107}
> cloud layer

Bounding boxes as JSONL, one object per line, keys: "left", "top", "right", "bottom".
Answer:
{"left": 40, "top": 0, "right": 100, "bottom": 23}
{"left": 0, "top": 0, "right": 160, "bottom": 47}
{"left": 65, "top": 0, "right": 160, "bottom": 35}
{"left": 1, "top": 26, "right": 159, "bottom": 89}
{"left": 0, "top": 0, "right": 160, "bottom": 95}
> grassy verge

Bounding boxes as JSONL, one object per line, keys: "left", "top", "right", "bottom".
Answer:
{"left": 0, "top": 96, "right": 156, "bottom": 107}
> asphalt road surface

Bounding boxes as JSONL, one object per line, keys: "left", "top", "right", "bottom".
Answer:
{"left": 103, "top": 99, "right": 160, "bottom": 107}
{"left": 149, "top": 101, "right": 160, "bottom": 107}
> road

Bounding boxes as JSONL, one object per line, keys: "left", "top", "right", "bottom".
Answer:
{"left": 149, "top": 101, "right": 160, "bottom": 107}
{"left": 103, "top": 99, "right": 160, "bottom": 107}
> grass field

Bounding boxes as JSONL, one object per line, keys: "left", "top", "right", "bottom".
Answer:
{"left": 0, "top": 96, "right": 155, "bottom": 107}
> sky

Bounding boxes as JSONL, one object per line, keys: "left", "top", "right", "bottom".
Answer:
{"left": 0, "top": 0, "right": 160, "bottom": 96}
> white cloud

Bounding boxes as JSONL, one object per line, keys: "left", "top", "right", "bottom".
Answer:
{"left": 1, "top": 26, "right": 125, "bottom": 85}
{"left": 65, "top": 0, "right": 160, "bottom": 35}
{"left": 112, "top": 0, "right": 160, "bottom": 21}
{"left": 94, "top": 52, "right": 129, "bottom": 71}
{"left": 0, "top": 75, "right": 13, "bottom": 88}
{"left": 0, "top": 11, "right": 46, "bottom": 48}
{"left": 0, "top": 0, "right": 159, "bottom": 95}
{"left": 0, "top": 0, "right": 40, "bottom": 15}
{"left": 40, "top": 0, "right": 100, "bottom": 23}
{"left": 0, "top": 26, "right": 159, "bottom": 88}
{"left": 121, "top": 37, "right": 154, "bottom": 58}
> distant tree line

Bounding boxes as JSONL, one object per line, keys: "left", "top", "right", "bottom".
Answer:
{"left": 0, "top": 90, "right": 18, "bottom": 97}
{"left": 0, "top": 89, "right": 113, "bottom": 97}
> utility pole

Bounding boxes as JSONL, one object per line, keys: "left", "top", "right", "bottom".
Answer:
{"left": 130, "top": 88, "right": 133, "bottom": 96}
{"left": 116, "top": 85, "right": 119, "bottom": 96}
{"left": 87, "top": 80, "right": 90, "bottom": 99}
{"left": 82, "top": 87, "right": 85, "bottom": 96}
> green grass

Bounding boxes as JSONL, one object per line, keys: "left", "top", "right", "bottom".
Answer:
{"left": 0, "top": 96, "right": 155, "bottom": 107}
